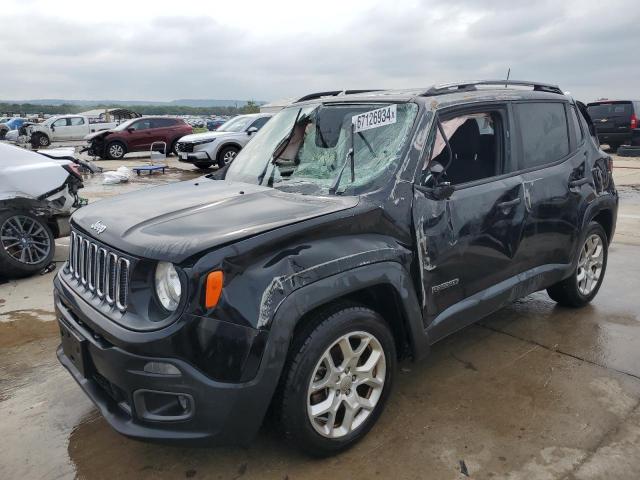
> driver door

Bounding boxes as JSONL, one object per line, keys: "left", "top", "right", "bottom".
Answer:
{"left": 51, "top": 118, "right": 72, "bottom": 140}
{"left": 412, "top": 104, "right": 525, "bottom": 342}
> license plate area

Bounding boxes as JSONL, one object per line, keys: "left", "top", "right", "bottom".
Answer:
{"left": 180, "top": 152, "right": 188, "bottom": 160}
{"left": 60, "top": 320, "right": 89, "bottom": 378}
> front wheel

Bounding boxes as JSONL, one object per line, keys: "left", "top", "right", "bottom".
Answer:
{"left": 32, "top": 133, "right": 51, "bottom": 147}
{"left": 547, "top": 222, "right": 608, "bottom": 307}
{"left": 277, "top": 305, "right": 396, "bottom": 456}
{"left": 106, "top": 141, "right": 126, "bottom": 160}
{"left": 217, "top": 145, "right": 239, "bottom": 168}
{"left": 0, "top": 211, "right": 55, "bottom": 278}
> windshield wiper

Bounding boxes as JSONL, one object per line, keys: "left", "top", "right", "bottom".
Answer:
{"left": 329, "top": 123, "right": 356, "bottom": 195}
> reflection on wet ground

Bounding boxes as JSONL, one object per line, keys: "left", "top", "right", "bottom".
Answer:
{"left": 1, "top": 243, "right": 640, "bottom": 479}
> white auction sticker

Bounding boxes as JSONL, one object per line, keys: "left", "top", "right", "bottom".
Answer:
{"left": 352, "top": 104, "right": 397, "bottom": 133}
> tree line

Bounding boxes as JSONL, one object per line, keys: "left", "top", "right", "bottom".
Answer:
{"left": 0, "top": 100, "right": 261, "bottom": 117}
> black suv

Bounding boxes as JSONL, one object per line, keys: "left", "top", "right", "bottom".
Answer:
{"left": 55, "top": 80, "right": 618, "bottom": 456}
{"left": 587, "top": 100, "right": 640, "bottom": 150}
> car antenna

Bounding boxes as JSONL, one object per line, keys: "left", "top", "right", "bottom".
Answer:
{"left": 504, "top": 67, "right": 511, "bottom": 88}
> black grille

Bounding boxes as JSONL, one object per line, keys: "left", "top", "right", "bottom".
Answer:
{"left": 67, "top": 230, "right": 131, "bottom": 311}
{"left": 177, "top": 142, "right": 194, "bottom": 153}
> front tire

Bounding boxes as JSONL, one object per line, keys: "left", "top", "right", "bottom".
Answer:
{"left": 0, "top": 211, "right": 55, "bottom": 278}
{"left": 277, "top": 305, "right": 396, "bottom": 456}
{"left": 547, "top": 222, "right": 608, "bottom": 307}
{"left": 32, "top": 132, "right": 50, "bottom": 148}
{"left": 217, "top": 145, "right": 239, "bottom": 168}
{"left": 106, "top": 141, "right": 126, "bottom": 160}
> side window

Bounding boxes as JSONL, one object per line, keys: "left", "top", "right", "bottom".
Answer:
{"left": 152, "top": 118, "right": 175, "bottom": 128}
{"left": 69, "top": 117, "right": 85, "bottom": 126}
{"left": 515, "top": 102, "right": 569, "bottom": 169}
{"left": 569, "top": 106, "right": 583, "bottom": 144}
{"left": 427, "top": 111, "right": 504, "bottom": 185}
{"left": 53, "top": 118, "right": 69, "bottom": 127}
{"left": 250, "top": 117, "right": 270, "bottom": 130}
{"left": 131, "top": 119, "right": 152, "bottom": 130}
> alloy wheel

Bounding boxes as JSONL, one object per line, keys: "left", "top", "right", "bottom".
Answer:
{"left": 307, "top": 331, "right": 386, "bottom": 438}
{"left": 0, "top": 215, "right": 51, "bottom": 265}
{"left": 223, "top": 150, "right": 237, "bottom": 164}
{"left": 577, "top": 233, "right": 604, "bottom": 296}
{"left": 109, "top": 144, "right": 124, "bottom": 158}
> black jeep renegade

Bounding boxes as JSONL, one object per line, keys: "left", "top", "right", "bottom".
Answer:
{"left": 55, "top": 80, "right": 618, "bottom": 456}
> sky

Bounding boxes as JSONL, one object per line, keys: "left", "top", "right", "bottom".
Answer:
{"left": 0, "top": 0, "right": 638, "bottom": 103}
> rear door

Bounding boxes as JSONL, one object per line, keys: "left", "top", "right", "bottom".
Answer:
{"left": 413, "top": 103, "right": 526, "bottom": 340}
{"left": 512, "top": 101, "right": 583, "bottom": 274}
{"left": 67, "top": 116, "right": 87, "bottom": 139}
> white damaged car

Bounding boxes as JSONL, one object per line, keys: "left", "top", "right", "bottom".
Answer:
{"left": 175, "top": 113, "right": 272, "bottom": 169}
{"left": 0, "top": 143, "right": 85, "bottom": 277}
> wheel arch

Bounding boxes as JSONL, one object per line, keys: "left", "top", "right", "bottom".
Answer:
{"left": 216, "top": 142, "right": 242, "bottom": 162}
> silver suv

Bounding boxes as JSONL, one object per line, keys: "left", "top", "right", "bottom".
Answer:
{"left": 176, "top": 113, "right": 272, "bottom": 169}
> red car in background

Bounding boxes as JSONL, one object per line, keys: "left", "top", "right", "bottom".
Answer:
{"left": 83, "top": 117, "right": 192, "bottom": 159}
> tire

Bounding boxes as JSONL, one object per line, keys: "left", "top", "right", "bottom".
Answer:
{"left": 217, "top": 145, "right": 239, "bottom": 168}
{"left": 168, "top": 140, "right": 178, "bottom": 157}
{"left": 106, "top": 141, "right": 126, "bottom": 160}
{"left": 277, "top": 304, "right": 396, "bottom": 456}
{"left": 0, "top": 211, "right": 55, "bottom": 278}
{"left": 32, "top": 133, "right": 50, "bottom": 147}
{"left": 617, "top": 145, "right": 640, "bottom": 157}
{"left": 194, "top": 162, "right": 213, "bottom": 169}
{"left": 547, "top": 222, "right": 608, "bottom": 307}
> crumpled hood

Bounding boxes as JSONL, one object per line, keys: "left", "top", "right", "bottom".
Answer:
{"left": 71, "top": 179, "right": 358, "bottom": 263}
{"left": 84, "top": 130, "right": 113, "bottom": 141}
{"left": 177, "top": 131, "right": 236, "bottom": 142}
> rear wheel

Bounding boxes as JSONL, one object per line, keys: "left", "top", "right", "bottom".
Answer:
{"left": 0, "top": 211, "right": 55, "bottom": 278}
{"left": 277, "top": 305, "right": 396, "bottom": 456}
{"left": 547, "top": 222, "right": 608, "bottom": 307}
{"left": 106, "top": 141, "right": 126, "bottom": 160}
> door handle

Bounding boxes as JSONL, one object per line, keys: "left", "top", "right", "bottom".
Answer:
{"left": 569, "top": 177, "right": 590, "bottom": 188}
{"left": 497, "top": 198, "right": 521, "bottom": 209}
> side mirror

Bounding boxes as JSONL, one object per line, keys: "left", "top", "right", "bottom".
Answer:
{"left": 246, "top": 126, "right": 258, "bottom": 135}
{"left": 127, "top": 127, "right": 135, "bottom": 133}
{"left": 432, "top": 182, "right": 455, "bottom": 200}
{"left": 51, "top": 125, "right": 55, "bottom": 131}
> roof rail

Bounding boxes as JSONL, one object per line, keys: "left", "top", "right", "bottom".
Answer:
{"left": 423, "top": 80, "right": 564, "bottom": 97}
{"left": 295, "top": 89, "right": 383, "bottom": 103}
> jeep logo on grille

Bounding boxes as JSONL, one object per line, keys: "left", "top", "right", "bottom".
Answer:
{"left": 90, "top": 220, "right": 107, "bottom": 234}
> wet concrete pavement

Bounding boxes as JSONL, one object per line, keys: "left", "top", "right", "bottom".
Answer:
{"left": 2, "top": 154, "right": 640, "bottom": 479}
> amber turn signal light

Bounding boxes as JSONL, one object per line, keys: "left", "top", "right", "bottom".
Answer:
{"left": 205, "top": 271, "right": 224, "bottom": 308}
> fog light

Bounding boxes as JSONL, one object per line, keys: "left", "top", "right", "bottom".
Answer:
{"left": 143, "top": 361, "right": 181, "bottom": 376}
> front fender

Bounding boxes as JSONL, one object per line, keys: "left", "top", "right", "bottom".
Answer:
{"left": 267, "top": 261, "right": 429, "bottom": 369}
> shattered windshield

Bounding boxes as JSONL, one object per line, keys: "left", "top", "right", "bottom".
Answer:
{"left": 225, "top": 102, "right": 418, "bottom": 195}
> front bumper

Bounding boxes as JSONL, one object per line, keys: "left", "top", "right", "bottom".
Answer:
{"left": 177, "top": 149, "right": 213, "bottom": 163}
{"left": 54, "top": 278, "right": 279, "bottom": 446}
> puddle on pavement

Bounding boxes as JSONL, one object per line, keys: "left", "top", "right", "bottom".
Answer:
{"left": 0, "top": 309, "right": 58, "bottom": 348}
{"left": 618, "top": 185, "right": 640, "bottom": 205}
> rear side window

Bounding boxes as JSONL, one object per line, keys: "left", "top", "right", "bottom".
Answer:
{"left": 69, "top": 117, "right": 85, "bottom": 126}
{"left": 515, "top": 102, "right": 569, "bottom": 169}
{"left": 569, "top": 106, "right": 583, "bottom": 144}
{"left": 152, "top": 118, "right": 179, "bottom": 128}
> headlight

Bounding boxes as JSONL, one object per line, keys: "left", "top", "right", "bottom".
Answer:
{"left": 155, "top": 262, "right": 182, "bottom": 311}
{"left": 194, "top": 138, "right": 215, "bottom": 145}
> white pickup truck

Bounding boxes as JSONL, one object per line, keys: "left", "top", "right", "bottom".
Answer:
{"left": 24, "top": 115, "right": 119, "bottom": 147}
